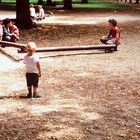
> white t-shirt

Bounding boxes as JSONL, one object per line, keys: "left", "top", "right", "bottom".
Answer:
{"left": 30, "top": 7, "right": 36, "bottom": 17}
{"left": 0, "top": 25, "right": 3, "bottom": 40}
{"left": 23, "top": 55, "right": 39, "bottom": 74}
{"left": 39, "top": 8, "right": 45, "bottom": 18}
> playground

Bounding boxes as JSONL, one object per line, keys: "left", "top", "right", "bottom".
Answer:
{"left": 0, "top": 1, "right": 140, "bottom": 140}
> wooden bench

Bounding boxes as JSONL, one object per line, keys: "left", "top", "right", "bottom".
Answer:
{"left": 0, "top": 41, "right": 117, "bottom": 53}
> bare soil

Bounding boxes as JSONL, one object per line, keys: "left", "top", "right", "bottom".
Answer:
{"left": 0, "top": 10, "right": 140, "bottom": 140}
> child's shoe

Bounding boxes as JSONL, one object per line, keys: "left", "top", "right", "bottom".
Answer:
{"left": 33, "top": 93, "right": 41, "bottom": 98}
{"left": 1, "top": 45, "right": 6, "bottom": 48}
{"left": 27, "top": 93, "right": 32, "bottom": 98}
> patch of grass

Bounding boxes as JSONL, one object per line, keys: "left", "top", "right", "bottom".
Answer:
{"left": 1, "top": 0, "right": 129, "bottom": 10}
{"left": 74, "top": 2, "right": 129, "bottom": 9}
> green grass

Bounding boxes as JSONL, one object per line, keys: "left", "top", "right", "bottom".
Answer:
{"left": 74, "top": 2, "right": 129, "bottom": 9}
{"left": 1, "top": 0, "right": 129, "bottom": 10}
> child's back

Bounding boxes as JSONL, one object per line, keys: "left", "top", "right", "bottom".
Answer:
{"left": 24, "top": 54, "right": 39, "bottom": 74}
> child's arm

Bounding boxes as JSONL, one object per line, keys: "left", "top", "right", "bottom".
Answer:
{"left": 36, "top": 62, "right": 41, "bottom": 77}
{"left": 0, "top": 27, "right": 3, "bottom": 40}
{"left": 3, "top": 26, "right": 12, "bottom": 36}
{"left": 0, "top": 35, "right": 2, "bottom": 40}
{"left": 107, "top": 29, "right": 112, "bottom": 38}
{"left": 23, "top": 57, "right": 25, "bottom": 64}
{"left": 12, "top": 29, "right": 19, "bottom": 37}
{"left": 115, "top": 29, "right": 120, "bottom": 44}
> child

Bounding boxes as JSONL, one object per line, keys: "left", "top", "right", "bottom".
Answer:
{"left": 2, "top": 18, "right": 12, "bottom": 42}
{"left": 36, "top": 5, "right": 45, "bottom": 21}
{"left": 30, "top": 4, "right": 36, "bottom": 20}
{"left": 23, "top": 42, "right": 41, "bottom": 98}
{"left": 9, "top": 21, "right": 20, "bottom": 42}
{"left": 3, "top": 18, "right": 19, "bottom": 42}
{"left": 100, "top": 19, "right": 120, "bottom": 46}
{"left": 0, "top": 18, "right": 3, "bottom": 40}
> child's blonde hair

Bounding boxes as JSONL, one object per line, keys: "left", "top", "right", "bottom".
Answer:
{"left": 26, "top": 42, "right": 37, "bottom": 52}
{"left": 38, "top": 5, "right": 42, "bottom": 9}
{"left": 30, "top": 4, "right": 34, "bottom": 7}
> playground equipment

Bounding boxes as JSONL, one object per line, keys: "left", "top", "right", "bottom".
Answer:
{"left": 0, "top": 41, "right": 117, "bottom": 54}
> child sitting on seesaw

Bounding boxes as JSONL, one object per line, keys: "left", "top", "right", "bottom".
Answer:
{"left": 23, "top": 42, "right": 41, "bottom": 98}
{"left": 100, "top": 19, "right": 120, "bottom": 48}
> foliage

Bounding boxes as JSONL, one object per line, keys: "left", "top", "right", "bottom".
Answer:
{"left": 0, "top": 0, "right": 129, "bottom": 10}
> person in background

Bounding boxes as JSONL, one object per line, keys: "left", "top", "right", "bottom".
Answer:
{"left": 9, "top": 21, "right": 20, "bottom": 42}
{"left": 2, "top": 18, "right": 11, "bottom": 42}
{"left": 23, "top": 42, "right": 41, "bottom": 98}
{"left": 30, "top": 4, "right": 36, "bottom": 20}
{"left": 36, "top": 5, "right": 45, "bottom": 21}
{"left": 0, "top": 18, "right": 3, "bottom": 40}
{"left": 100, "top": 19, "right": 120, "bottom": 46}
{"left": 3, "top": 18, "right": 19, "bottom": 42}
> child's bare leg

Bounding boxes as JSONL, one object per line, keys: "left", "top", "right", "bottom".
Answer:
{"left": 27, "top": 86, "right": 32, "bottom": 98}
{"left": 33, "top": 87, "right": 37, "bottom": 94}
{"left": 33, "top": 87, "right": 41, "bottom": 98}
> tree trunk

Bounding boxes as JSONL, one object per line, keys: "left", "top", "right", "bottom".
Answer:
{"left": 135, "top": 0, "right": 139, "bottom": 3}
{"left": 38, "top": 0, "right": 43, "bottom": 5}
{"left": 16, "top": 0, "right": 32, "bottom": 29}
{"left": 46, "top": 0, "right": 55, "bottom": 6}
{"left": 81, "top": 0, "right": 88, "bottom": 3}
{"left": 129, "top": 0, "right": 132, "bottom": 3}
{"left": 63, "top": 0, "right": 73, "bottom": 9}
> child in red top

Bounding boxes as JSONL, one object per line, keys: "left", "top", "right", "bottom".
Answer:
{"left": 100, "top": 19, "right": 120, "bottom": 45}
{"left": 0, "top": 18, "right": 3, "bottom": 40}
{"left": 9, "top": 22, "right": 19, "bottom": 42}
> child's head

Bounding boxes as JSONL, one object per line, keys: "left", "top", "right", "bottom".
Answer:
{"left": 3, "top": 18, "right": 11, "bottom": 27}
{"left": 26, "top": 42, "right": 37, "bottom": 55}
{"left": 108, "top": 19, "right": 117, "bottom": 28}
{"left": 30, "top": 4, "right": 34, "bottom": 8}
{"left": 38, "top": 5, "right": 42, "bottom": 9}
{"left": 9, "top": 21, "right": 14, "bottom": 27}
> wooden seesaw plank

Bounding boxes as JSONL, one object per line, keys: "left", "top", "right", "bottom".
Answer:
{"left": 0, "top": 41, "right": 117, "bottom": 53}
{"left": 0, "top": 40, "right": 26, "bottom": 49}
{"left": 18, "top": 45, "right": 117, "bottom": 53}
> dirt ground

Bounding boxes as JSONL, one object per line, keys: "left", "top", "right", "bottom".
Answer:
{"left": 0, "top": 9, "right": 140, "bottom": 140}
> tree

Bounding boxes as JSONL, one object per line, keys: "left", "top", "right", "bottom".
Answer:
{"left": 38, "top": 0, "right": 43, "bottom": 5}
{"left": 135, "top": 0, "right": 139, "bottom": 3}
{"left": 81, "top": 0, "right": 88, "bottom": 3}
{"left": 129, "top": 0, "right": 132, "bottom": 3}
{"left": 16, "top": 0, "right": 32, "bottom": 29}
{"left": 46, "top": 0, "right": 55, "bottom": 6}
{"left": 63, "top": 0, "right": 73, "bottom": 9}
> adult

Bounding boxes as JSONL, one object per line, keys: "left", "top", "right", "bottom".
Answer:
{"left": 36, "top": 5, "right": 45, "bottom": 21}
{"left": 30, "top": 4, "right": 36, "bottom": 20}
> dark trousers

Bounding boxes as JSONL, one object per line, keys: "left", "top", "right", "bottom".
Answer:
{"left": 26, "top": 73, "right": 39, "bottom": 88}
